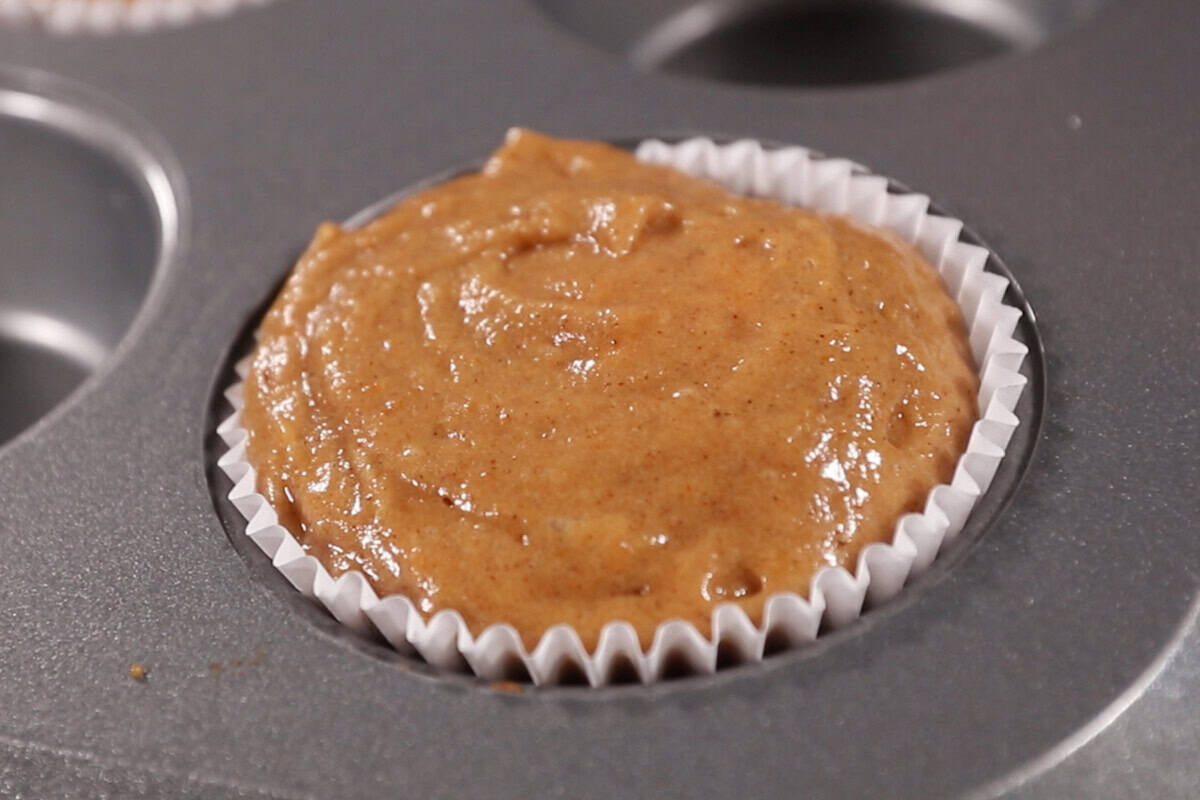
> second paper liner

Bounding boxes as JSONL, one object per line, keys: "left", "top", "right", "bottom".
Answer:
{"left": 217, "top": 137, "right": 1029, "bottom": 687}
{"left": 0, "top": 0, "right": 271, "bottom": 34}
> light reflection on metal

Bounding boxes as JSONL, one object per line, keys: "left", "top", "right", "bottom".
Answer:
{"left": 0, "top": 309, "right": 108, "bottom": 370}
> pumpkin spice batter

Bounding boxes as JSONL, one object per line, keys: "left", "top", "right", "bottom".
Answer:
{"left": 243, "top": 129, "right": 978, "bottom": 649}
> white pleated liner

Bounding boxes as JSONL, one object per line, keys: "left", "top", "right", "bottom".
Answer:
{"left": 217, "top": 137, "right": 1029, "bottom": 687}
{"left": 0, "top": 0, "right": 271, "bottom": 34}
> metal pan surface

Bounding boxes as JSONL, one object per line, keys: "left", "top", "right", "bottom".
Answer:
{"left": 0, "top": 1, "right": 1196, "bottom": 797}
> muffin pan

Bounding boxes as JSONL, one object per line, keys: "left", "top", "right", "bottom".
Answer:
{"left": 1, "top": 0, "right": 1197, "bottom": 797}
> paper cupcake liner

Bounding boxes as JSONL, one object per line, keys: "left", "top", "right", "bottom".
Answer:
{"left": 216, "top": 137, "right": 1029, "bottom": 687}
{"left": 0, "top": 0, "right": 272, "bottom": 35}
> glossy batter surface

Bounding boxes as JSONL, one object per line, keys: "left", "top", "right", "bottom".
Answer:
{"left": 243, "top": 130, "right": 978, "bottom": 648}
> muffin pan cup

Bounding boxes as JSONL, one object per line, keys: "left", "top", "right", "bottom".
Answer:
{"left": 0, "top": 0, "right": 1197, "bottom": 797}
{"left": 215, "top": 135, "right": 1029, "bottom": 687}
{"left": 0, "top": 65, "right": 180, "bottom": 449}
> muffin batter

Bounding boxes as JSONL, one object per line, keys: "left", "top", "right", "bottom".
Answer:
{"left": 243, "top": 129, "right": 978, "bottom": 649}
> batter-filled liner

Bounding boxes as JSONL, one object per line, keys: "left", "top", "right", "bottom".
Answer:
{"left": 217, "top": 136, "right": 1028, "bottom": 686}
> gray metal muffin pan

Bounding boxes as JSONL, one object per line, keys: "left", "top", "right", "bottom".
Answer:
{"left": 1, "top": 0, "right": 1197, "bottom": 797}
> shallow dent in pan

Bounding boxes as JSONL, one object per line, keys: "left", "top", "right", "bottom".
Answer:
{"left": 0, "top": 68, "right": 180, "bottom": 450}
{"left": 536, "top": 0, "right": 1112, "bottom": 87}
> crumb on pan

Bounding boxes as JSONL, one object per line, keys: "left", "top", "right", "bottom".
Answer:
{"left": 489, "top": 680, "right": 525, "bottom": 694}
